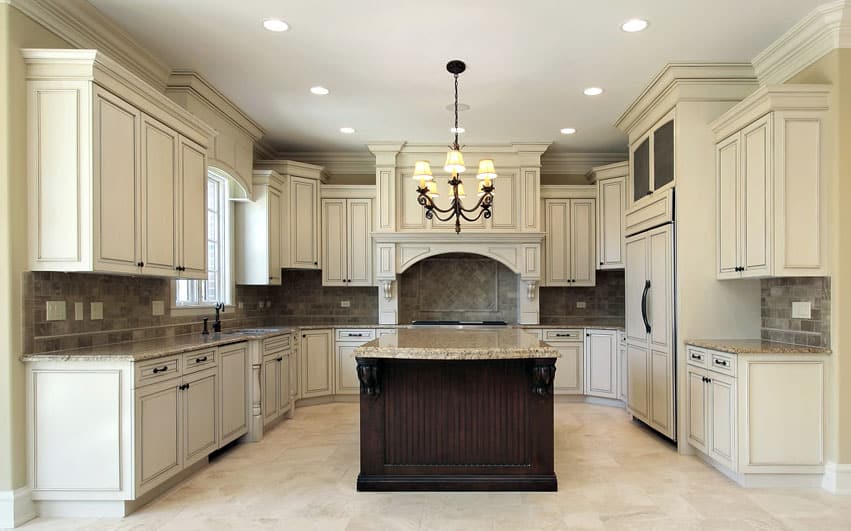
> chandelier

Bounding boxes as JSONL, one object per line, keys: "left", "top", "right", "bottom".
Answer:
{"left": 413, "top": 60, "right": 496, "bottom": 234}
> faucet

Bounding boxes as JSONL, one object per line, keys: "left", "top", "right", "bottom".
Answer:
{"left": 213, "top": 302, "right": 224, "bottom": 333}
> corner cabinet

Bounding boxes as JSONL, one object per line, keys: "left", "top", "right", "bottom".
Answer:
{"left": 321, "top": 195, "right": 373, "bottom": 287}
{"left": 711, "top": 85, "right": 830, "bottom": 279}
{"left": 542, "top": 193, "right": 596, "bottom": 287}
{"left": 25, "top": 49, "right": 213, "bottom": 279}
{"left": 629, "top": 113, "right": 675, "bottom": 207}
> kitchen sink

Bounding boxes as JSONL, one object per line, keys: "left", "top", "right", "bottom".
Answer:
{"left": 220, "top": 328, "right": 285, "bottom": 336}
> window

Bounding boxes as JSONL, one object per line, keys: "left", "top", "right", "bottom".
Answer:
{"left": 175, "top": 170, "right": 231, "bottom": 307}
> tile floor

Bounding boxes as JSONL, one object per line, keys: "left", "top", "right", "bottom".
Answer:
{"left": 22, "top": 401, "right": 851, "bottom": 530}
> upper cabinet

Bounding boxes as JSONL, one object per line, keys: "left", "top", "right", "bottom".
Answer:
{"left": 588, "top": 162, "right": 628, "bottom": 270}
{"left": 541, "top": 187, "right": 596, "bottom": 287}
{"left": 710, "top": 85, "right": 831, "bottom": 279}
{"left": 25, "top": 49, "right": 214, "bottom": 279}
{"left": 630, "top": 112, "right": 675, "bottom": 206}
{"left": 254, "top": 161, "right": 325, "bottom": 270}
{"left": 321, "top": 186, "right": 375, "bottom": 287}
{"left": 235, "top": 171, "right": 282, "bottom": 285}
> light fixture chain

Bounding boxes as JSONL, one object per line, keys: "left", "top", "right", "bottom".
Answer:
{"left": 453, "top": 73, "right": 459, "bottom": 149}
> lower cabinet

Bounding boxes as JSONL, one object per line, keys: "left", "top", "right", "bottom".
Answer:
{"left": 546, "top": 337, "right": 584, "bottom": 394}
{"left": 301, "top": 329, "right": 334, "bottom": 398}
{"left": 618, "top": 331, "right": 627, "bottom": 402}
{"left": 261, "top": 337, "right": 293, "bottom": 426}
{"left": 584, "top": 329, "right": 617, "bottom": 399}
{"left": 335, "top": 329, "right": 376, "bottom": 395}
{"left": 218, "top": 343, "right": 248, "bottom": 446}
{"left": 685, "top": 344, "right": 827, "bottom": 483}
{"left": 182, "top": 367, "right": 219, "bottom": 467}
{"left": 135, "top": 377, "right": 183, "bottom": 495}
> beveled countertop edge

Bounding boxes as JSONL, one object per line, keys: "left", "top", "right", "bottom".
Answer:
{"left": 685, "top": 339, "right": 831, "bottom": 355}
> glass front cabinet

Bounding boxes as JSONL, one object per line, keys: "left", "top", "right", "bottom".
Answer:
{"left": 630, "top": 113, "right": 675, "bottom": 206}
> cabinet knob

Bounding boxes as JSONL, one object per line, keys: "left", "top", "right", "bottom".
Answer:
{"left": 314, "top": 262, "right": 318, "bottom": 266}
{"left": 276, "top": 357, "right": 283, "bottom": 362}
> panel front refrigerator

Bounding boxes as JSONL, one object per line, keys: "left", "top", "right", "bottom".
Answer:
{"left": 625, "top": 222, "right": 676, "bottom": 441}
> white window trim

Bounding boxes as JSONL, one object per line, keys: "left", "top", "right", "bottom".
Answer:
{"left": 170, "top": 168, "right": 239, "bottom": 316}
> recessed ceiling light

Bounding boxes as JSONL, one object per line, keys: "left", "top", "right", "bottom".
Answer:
{"left": 583, "top": 87, "right": 604, "bottom": 96}
{"left": 263, "top": 19, "right": 289, "bottom": 32}
{"left": 621, "top": 19, "right": 649, "bottom": 33}
{"left": 339, "top": 127, "right": 355, "bottom": 134}
{"left": 560, "top": 128, "right": 577, "bottom": 135}
{"left": 451, "top": 127, "right": 465, "bottom": 134}
{"left": 310, "top": 86, "right": 329, "bottom": 95}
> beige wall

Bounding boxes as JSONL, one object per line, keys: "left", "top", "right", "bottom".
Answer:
{"left": 0, "top": 4, "right": 70, "bottom": 491}
{"left": 788, "top": 48, "right": 851, "bottom": 464}
{"left": 540, "top": 173, "right": 588, "bottom": 185}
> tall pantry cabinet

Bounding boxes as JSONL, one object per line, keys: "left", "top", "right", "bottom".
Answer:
{"left": 24, "top": 49, "right": 214, "bottom": 279}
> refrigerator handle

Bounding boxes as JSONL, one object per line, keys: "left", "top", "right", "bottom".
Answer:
{"left": 641, "top": 280, "right": 652, "bottom": 334}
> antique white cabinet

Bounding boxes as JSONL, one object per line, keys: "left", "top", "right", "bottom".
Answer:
{"left": 335, "top": 329, "right": 376, "bottom": 395}
{"left": 711, "top": 85, "right": 830, "bottom": 279}
{"left": 218, "top": 343, "right": 249, "bottom": 446}
{"left": 617, "top": 330, "right": 627, "bottom": 402}
{"left": 24, "top": 49, "right": 213, "bottom": 279}
{"left": 260, "top": 335, "right": 293, "bottom": 426}
{"left": 584, "top": 329, "right": 618, "bottom": 399}
{"left": 542, "top": 194, "right": 596, "bottom": 287}
{"left": 321, "top": 192, "right": 374, "bottom": 287}
{"left": 235, "top": 170, "right": 283, "bottom": 285}
{"left": 542, "top": 329, "right": 584, "bottom": 395}
{"left": 300, "top": 329, "right": 334, "bottom": 399}
{"left": 588, "top": 162, "right": 628, "bottom": 270}
{"left": 629, "top": 112, "right": 675, "bottom": 208}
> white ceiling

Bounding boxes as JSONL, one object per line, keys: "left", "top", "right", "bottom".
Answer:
{"left": 88, "top": 0, "right": 824, "bottom": 154}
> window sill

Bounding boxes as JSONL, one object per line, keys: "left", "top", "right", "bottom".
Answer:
{"left": 170, "top": 305, "right": 235, "bottom": 317}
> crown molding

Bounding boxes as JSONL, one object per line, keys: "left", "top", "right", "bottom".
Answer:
{"left": 8, "top": 0, "right": 170, "bottom": 91}
{"left": 752, "top": 1, "right": 851, "bottom": 85}
{"left": 540, "top": 152, "right": 627, "bottom": 176}
{"left": 274, "top": 151, "right": 376, "bottom": 176}
{"left": 614, "top": 63, "right": 758, "bottom": 139}
{"left": 166, "top": 70, "right": 264, "bottom": 140}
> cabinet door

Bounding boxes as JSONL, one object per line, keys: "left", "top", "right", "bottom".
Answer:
{"left": 301, "top": 330, "right": 333, "bottom": 398}
{"left": 322, "top": 199, "right": 347, "bottom": 286}
{"left": 632, "top": 138, "right": 650, "bottom": 203}
{"left": 625, "top": 233, "right": 648, "bottom": 344}
{"left": 335, "top": 343, "right": 361, "bottom": 395}
{"left": 490, "top": 169, "right": 517, "bottom": 230}
{"left": 544, "top": 199, "right": 570, "bottom": 286}
{"left": 648, "top": 225, "right": 674, "bottom": 352}
{"left": 585, "top": 330, "right": 616, "bottom": 398}
{"left": 570, "top": 198, "right": 596, "bottom": 286}
{"left": 686, "top": 367, "right": 708, "bottom": 454}
{"left": 267, "top": 186, "right": 282, "bottom": 284}
{"left": 178, "top": 137, "right": 208, "bottom": 279}
{"left": 708, "top": 373, "right": 736, "bottom": 471}
{"left": 219, "top": 343, "right": 248, "bottom": 446}
{"left": 93, "top": 87, "right": 142, "bottom": 274}
{"left": 135, "top": 379, "right": 182, "bottom": 495}
{"left": 626, "top": 344, "right": 650, "bottom": 422}
{"left": 741, "top": 115, "right": 772, "bottom": 277}
{"left": 347, "top": 199, "right": 373, "bottom": 286}
{"left": 140, "top": 115, "right": 178, "bottom": 276}
{"left": 551, "top": 341, "right": 583, "bottom": 395}
{"left": 598, "top": 176, "right": 625, "bottom": 269}
{"left": 652, "top": 120, "right": 675, "bottom": 191}
{"left": 183, "top": 368, "right": 218, "bottom": 467}
{"left": 262, "top": 355, "right": 279, "bottom": 424}
{"left": 618, "top": 342, "right": 628, "bottom": 402}
{"left": 278, "top": 352, "right": 291, "bottom": 413}
{"left": 290, "top": 176, "right": 319, "bottom": 268}
{"left": 717, "top": 134, "right": 741, "bottom": 279}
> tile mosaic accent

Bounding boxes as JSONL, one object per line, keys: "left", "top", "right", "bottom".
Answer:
{"left": 761, "top": 277, "right": 830, "bottom": 348}
{"left": 538, "top": 270, "right": 625, "bottom": 326}
{"left": 398, "top": 253, "right": 518, "bottom": 324}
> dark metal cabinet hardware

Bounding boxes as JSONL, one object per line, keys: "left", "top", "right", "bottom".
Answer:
{"left": 152, "top": 366, "right": 168, "bottom": 374}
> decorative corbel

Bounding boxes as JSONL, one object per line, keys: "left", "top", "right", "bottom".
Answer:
{"left": 381, "top": 280, "right": 393, "bottom": 301}
{"left": 530, "top": 358, "right": 556, "bottom": 397}
{"left": 526, "top": 280, "right": 537, "bottom": 301}
{"left": 356, "top": 359, "right": 381, "bottom": 396}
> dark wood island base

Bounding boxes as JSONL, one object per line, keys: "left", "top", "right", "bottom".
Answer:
{"left": 356, "top": 357, "right": 557, "bottom": 492}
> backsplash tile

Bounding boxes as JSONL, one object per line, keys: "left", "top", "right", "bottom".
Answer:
{"left": 539, "top": 270, "right": 625, "bottom": 326}
{"left": 761, "top": 277, "right": 830, "bottom": 348}
{"left": 274, "top": 269, "right": 378, "bottom": 326}
{"left": 398, "top": 253, "right": 518, "bottom": 324}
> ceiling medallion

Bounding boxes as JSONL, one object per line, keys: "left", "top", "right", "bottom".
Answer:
{"left": 413, "top": 60, "right": 496, "bottom": 234}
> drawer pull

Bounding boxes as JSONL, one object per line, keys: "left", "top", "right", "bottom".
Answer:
{"left": 714, "top": 359, "right": 729, "bottom": 367}
{"left": 554, "top": 333, "right": 574, "bottom": 337}
{"left": 348, "top": 333, "right": 364, "bottom": 337}
{"left": 690, "top": 353, "right": 703, "bottom": 361}
{"left": 195, "top": 356, "right": 208, "bottom": 363}
{"left": 152, "top": 366, "right": 169, "bottom": 374}
{"left": 276, "top": 357, "right": 283, "bottom": 362}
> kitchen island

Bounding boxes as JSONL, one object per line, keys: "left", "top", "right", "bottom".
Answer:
{"left": 354, "top": 327, "right": 559, "bottom": 492}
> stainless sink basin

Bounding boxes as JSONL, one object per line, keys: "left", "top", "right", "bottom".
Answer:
{"left": 220, "top": 328, "right": 285, "bottom": 336}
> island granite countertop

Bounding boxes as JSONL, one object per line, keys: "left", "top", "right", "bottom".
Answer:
{"left": 686, "top": 339, "right": 831, "bottom": 355}
{"left": 354, "top": 328, "right": 559, "bottom": 360}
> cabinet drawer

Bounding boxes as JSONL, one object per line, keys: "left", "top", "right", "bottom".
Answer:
{"left": 709, "top": 351, "right": 736, "bottom": 377}
{"left": 687, "top": 347, "right": 709, "bottom": 369}
{"left": 183, "top": 348, "right": 216, "bottom": 374}
{"left": 135, "top": 355, "right": 180, "bottom": 386}
{"left": 336, "top": 329, "right": 375, "bottom": 341}
{"left": 264, "top": 335, "right": 291, "bottom": 354}
{"left": 543, "top": 329, "right": 582, "bottom": 341}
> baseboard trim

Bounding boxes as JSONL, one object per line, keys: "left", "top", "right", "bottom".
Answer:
{"left": 0, "top": 487, "right": 35, "bottom": 529}
{"left": 822, "top": 462, "right": 851, "bottom": 495}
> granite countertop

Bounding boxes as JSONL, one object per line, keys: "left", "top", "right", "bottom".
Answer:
{"left": 354, "top": 328, "right": 560, "bottom": 360}
{"left": 22, "top": 327, "right": 298, "bottom": 362}
{"left": 686, "top": 339, "right": 831, "bottom": 355}
{"left": 519, "top": 322, "right": 625, "bottom": 331}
